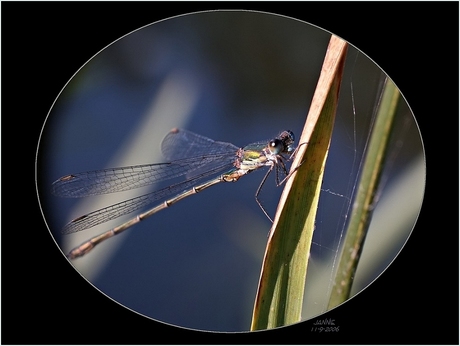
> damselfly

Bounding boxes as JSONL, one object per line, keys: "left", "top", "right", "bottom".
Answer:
{"left": 53, "top": 128, "right": 296, "bottom": 259}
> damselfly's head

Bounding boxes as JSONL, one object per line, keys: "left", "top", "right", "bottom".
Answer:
{"left": 268, "top": 130, "right": 295, "bottom": 155}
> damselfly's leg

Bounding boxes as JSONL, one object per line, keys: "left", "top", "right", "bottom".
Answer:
{"left": 254, "top": 165, "right": 275, "bottom": 222}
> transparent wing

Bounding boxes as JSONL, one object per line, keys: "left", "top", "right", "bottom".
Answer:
{"left": 161, "top": 128, "right": 239, "bottom": 161}
{"left": 52, "top": 129, "right": 239, "bottom": 198}
{"left": 53, "top": 157, "right": 223, "bottom": 198}
{"left": 61, "top": 160, "right": 235, "bottom": 234}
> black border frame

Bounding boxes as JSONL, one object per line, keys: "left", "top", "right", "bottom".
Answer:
{"left": 2, "top": 2, "right": 458, "bottom": 344}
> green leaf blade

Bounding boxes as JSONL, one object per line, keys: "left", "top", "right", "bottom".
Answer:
{"left": 251, "top": 36, "right": 348, "bottom": 330}
{"left": 327, "top": 78, "right": 400, "bottom": 309}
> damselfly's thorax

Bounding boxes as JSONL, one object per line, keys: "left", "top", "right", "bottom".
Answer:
{"left": 234, "top": 130, "right": 295, "bottom": 172}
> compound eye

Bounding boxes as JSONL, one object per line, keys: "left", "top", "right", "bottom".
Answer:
{"left": 269, "top": 139, "right": 283, "bottom": 154}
